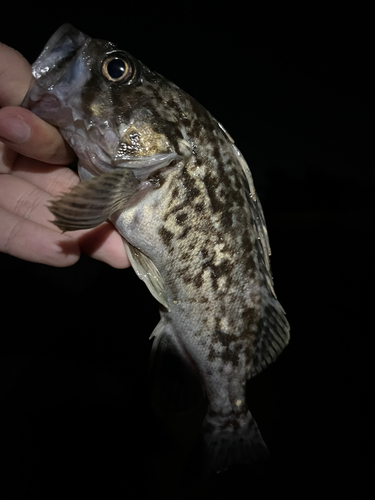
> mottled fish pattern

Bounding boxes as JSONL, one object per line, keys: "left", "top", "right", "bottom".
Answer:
{"left": 22, "top": 24, "right": 290, "bottom": 471}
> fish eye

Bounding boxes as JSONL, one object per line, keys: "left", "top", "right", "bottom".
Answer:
{"left": 102, "top": 55, "right": 133, "bottom": 83}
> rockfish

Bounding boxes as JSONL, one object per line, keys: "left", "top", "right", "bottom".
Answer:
{"left": 22, "top": 24, "right": 290, "bottom": 471}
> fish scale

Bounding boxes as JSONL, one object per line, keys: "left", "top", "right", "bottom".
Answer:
{"left": 22, "top": 23, "right": 290, "bottom": 472}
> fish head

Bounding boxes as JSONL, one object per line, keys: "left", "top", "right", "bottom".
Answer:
{"left": 22, "top": 24, "right": 184, "bottom": 178}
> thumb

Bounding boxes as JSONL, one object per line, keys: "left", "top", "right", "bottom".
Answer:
{"left": 0, "top": 106, "right": 75, "bottom": 165}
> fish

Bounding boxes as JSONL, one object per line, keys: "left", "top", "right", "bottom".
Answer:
{"left": 22, "top": 24, "right": 290, "bottom": 472}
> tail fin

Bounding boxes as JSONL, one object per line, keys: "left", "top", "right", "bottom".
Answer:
{"left": 202, "top": 411, "right": 269, "bottom": 473}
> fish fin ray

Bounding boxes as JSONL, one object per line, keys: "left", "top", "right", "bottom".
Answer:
{"left": 250, "top": 258, "right": 290, "bottom": 377}
{"left": 203, "top": 410, "right": 269, "bottom": 472}
{"left": 124, "top": 240, "right": 169, "bottom": 309}
{"left": 231, "top": 142, "right": 272, "bottom": 272}
{"left": 225, "top": 142, "right": 290, "bottom": 375}
{"left": 150, "top": 315, "right": 204, "bottom": 413}
{"left": 48, "top": 168, "right": 140, "bottom": 232}
{"left": 213, "top": 128, "right": 290, "bottom": 376}
{"left": 216, "top": 118, "right": 271, "bottom": 266}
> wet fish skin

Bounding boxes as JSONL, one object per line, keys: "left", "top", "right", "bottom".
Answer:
{"left": 22, "top": 24, "right": 290, "bottom": 471}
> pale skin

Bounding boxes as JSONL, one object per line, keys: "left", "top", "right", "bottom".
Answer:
{"left": 0, "top": 42, "right": 130, "bottom": 268}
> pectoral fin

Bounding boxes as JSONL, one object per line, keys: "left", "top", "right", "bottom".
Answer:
{"left": 48, "top": 168, "right": 140, "bottom": 232}
{"left": 49, "top": 152, "right": 183, "bottom": 232}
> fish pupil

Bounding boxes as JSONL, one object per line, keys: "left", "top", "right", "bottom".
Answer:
{"left": 107, "top": 58, "right": 126, "bottom": 79}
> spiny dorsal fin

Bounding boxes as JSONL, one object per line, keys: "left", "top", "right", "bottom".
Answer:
{"left": 218, "top": 126, "right": 290, "bottom": 375}
{"left": 232, "top": 142, "right": 272, "bottom": 273}
{"left": 217, "top": 119, "right": 272, "bottom": 273}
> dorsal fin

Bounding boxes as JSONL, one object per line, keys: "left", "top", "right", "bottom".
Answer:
{"left": 216, "top": 119, "right": 272, "bottom": 272}
{"left": 249, "top": 249, "right": 290, "bottom": 377}
{"left": 233, "top": 143, "right": 272, "bottom": 272}
{"left": 219, "top": 131, "right": 290, "bottom": 375}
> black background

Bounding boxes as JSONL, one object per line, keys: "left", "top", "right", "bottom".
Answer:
{"left": 1, "top": 3, "right": 374, "bottom": 498}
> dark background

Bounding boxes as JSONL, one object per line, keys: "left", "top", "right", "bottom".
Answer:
{"left": 1, "top": 3, "right": 373, "bottom": 498}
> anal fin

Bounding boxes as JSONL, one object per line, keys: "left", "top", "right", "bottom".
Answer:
{"left": 150, "top": 316, "right": 204, "bottom": 414}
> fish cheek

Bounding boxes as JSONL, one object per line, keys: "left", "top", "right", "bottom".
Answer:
{"left": 80, "top": 70, "right": 133, "bottom": 121}
{"left": 80, "top": 77, "right": 112, "bottom": 119}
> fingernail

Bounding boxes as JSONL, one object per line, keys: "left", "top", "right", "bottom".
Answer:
{"left": 0, "top": 117, "right": 31, "bottom": 144}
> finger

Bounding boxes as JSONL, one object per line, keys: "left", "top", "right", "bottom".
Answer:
{"left": 0, "top": 142, "right": 18, "bottom": 174}
{"left": 0, "top": 205, "right": 80, "bottom": 267}
{"left": 11, "top": 155, "right": 79, "bottom": 197}
{"left": 0, "top": 106, "right": 75, "bottom": 166}
{"left": 71, "top": 223, "right": 130, "bottom": 269}
{"left": 0, "top": 42, "right": 32, "bottom": 106}
{"left": 0, "top": 204, "right": 130, "bottom": 268}
{"left": 0, "top": 204, "right": 129, "bottom": 268}
{"left": 0, "top": 173, "right": 61, "bottom": 231}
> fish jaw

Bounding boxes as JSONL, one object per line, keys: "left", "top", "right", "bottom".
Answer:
{"left": 22, "top": 24, "right": 92, "bottom": 128}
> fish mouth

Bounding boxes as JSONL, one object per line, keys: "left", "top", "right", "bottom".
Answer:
{"left": 21, "top": 24, "right": 91, "bottom": 125}
{"left": 29, "top": 24, "right": 89, "bottom": 90}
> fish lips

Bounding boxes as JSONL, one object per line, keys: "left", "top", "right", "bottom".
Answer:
{"left": 31, "top": 24, "right": 89, "bottom": 84}
{"left": 21, "top": 24, "right": 91, "bottom": 126}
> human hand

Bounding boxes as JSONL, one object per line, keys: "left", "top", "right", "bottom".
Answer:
{"left": 0, "top": 42, "right": 130, "bottom": 268}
